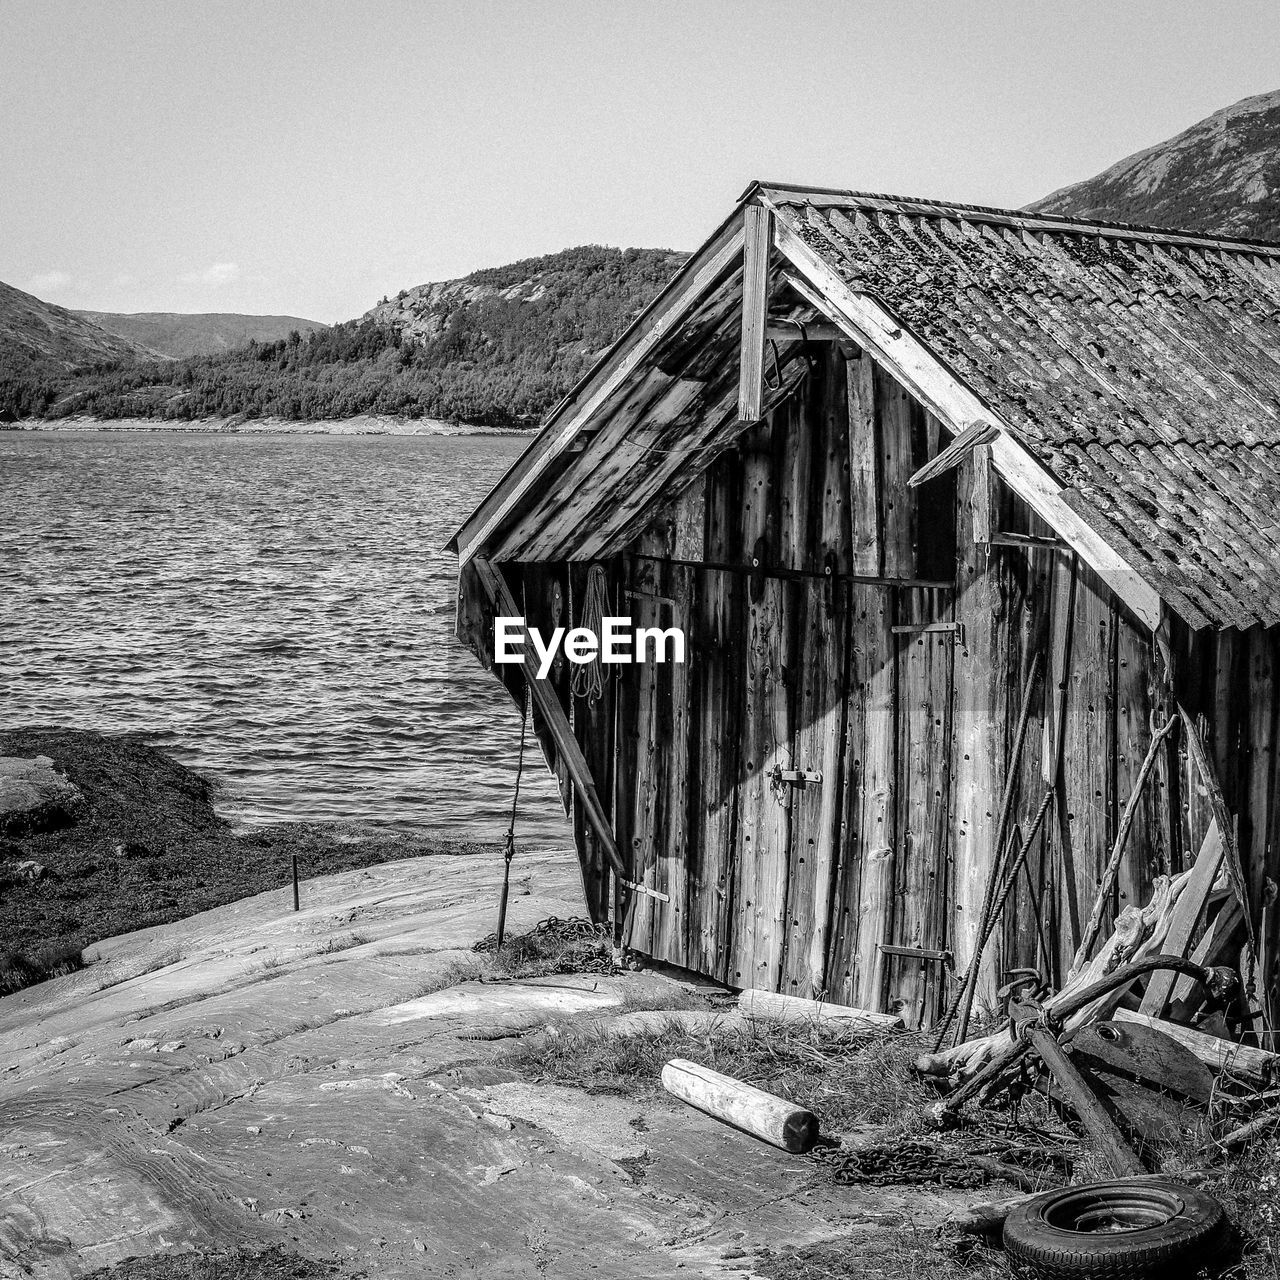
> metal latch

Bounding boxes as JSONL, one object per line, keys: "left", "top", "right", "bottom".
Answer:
{"left": 622, "top": 879, "right": 670, "bottom": 903}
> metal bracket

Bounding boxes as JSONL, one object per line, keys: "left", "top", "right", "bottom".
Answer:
{"left": 775, "top": 768, "right": 822, "bottom": 785}
{"left": 891, "top": 621, "right": 964, "bottom": 644}
{"left": 624, "top": 589, "right": 677, "bottom": 609}
{"left": 878, "top": 943, "right": 953, "bottom": 967}
{"left": 623, "top": 879, "right": 670, "bottom": 903}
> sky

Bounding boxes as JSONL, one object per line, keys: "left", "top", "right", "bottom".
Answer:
{"left": 4, "top": 0, "right": 1279, "bottom": 322}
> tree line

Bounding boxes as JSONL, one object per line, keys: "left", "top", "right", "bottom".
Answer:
{"left": 1, "top": 246, "right": 687, "bottom": 427}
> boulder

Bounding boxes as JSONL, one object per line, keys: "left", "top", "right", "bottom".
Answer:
{"left": 0, "top": 755, "right": 84, "bottom": 836}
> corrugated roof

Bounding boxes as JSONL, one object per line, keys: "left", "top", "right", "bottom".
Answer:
{"left": 761, "top": 185, "right": 1280, "bottom": 628}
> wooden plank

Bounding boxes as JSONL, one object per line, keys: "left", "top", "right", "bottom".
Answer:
{"left": 825, "top": 581, "right": 868, "bottom": 1005}
{"left": 949, "top": 453, "right": 1011, "bottom": 1013}
{"left": 906, "top": 421, "right": 999, "bottom": 488}
{"left": 658, "top": 562, "right": 697, "bottom": 967}
{"left": 772, "top": 226, "right": 1164, "bottom": 630}
{"left": 671, "top": 474, "right": 707, "bottom": 562}
{"left": 846, "top": 348, "right": 881, "bottom": 575}
{"left": 780, "top": 578, "right": 846, "bottom": 996}
{"left": 971, "top": 442, "right": 993, "bottom": 545}
{"left": 738, "top": 203, "right": 772, "bottom": 423}
{"left": 453, "top": 212, "right": 746, "bottom": 560}
{"left": 818, "top": 345, "right": 853, "bottom": 574}
{"left": 1114, "top": 618, "right": 1160, "bottom": 920}
{"left": 850, "top": 586, "right": 896, "bottom": 1009}
{"left": 1139, "top": 820, "right": 1225, "bottom": 1016}
{"left": 729, "top": 417, "right": 793, "bottom": 990}
{"left": 1061, "top": 567, "right": 1116, "bottom": 967}
{"left": 877, "top": 363, "right": 916, "bottom": 576}
{"left": 472, "top": 558, "right": 625, "bottom": 883}
{"left": 888, "top": 588, "right": 955, "bottom": 1028}
{"left": 1179, "top": 703, "right": 1255, "bottom": 951}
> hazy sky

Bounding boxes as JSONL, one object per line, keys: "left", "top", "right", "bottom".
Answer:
{"left": 4, "top": 0, "right": 1279, "bottom": 322}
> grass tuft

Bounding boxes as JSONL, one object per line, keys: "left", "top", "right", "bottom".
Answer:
{"left": 510, "top": 1017, "right": 937, "bottom": 1134}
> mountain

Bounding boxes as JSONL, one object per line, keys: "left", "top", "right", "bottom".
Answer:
{"left": 0, "top": 280, "right": 152, "bottom": 370}
{"left": 73, "top": 311, "right": 327, "bottom": 360}
{"left": 13, "top": 245, "right": 689, "bottom": 427}
{"left": 1031, "top": 89, "right": 1280, "bottom": 241}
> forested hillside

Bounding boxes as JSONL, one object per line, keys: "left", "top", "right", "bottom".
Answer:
{"left": 3, "top": 246, "right": 687, "bottom": 426}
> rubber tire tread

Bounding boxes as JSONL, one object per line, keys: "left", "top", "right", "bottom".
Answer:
{"left": 1002, "top": 1178, "right": 1228, "bottom": 1280}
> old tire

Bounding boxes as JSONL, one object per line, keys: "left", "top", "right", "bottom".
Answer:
{"left": 1002, "top": 1178, "right": 1228, "bottom": 1279}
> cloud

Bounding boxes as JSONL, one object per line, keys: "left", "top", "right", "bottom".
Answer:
{"left": 180, "top": 261, "right": 241, "bottom": 286}
{"left": 28, "top": 270, "right": 73, "bottom": 295}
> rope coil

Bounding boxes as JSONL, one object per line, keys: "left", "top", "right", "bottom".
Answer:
{"left": 570, "top": 564, "right": 611, "bottom": 704}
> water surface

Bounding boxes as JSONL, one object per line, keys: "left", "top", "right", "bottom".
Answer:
{"left": 0, "top": 430, "right": 570, "bottom": 846}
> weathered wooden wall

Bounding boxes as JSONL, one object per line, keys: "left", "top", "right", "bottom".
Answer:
{"left": 457, "top": 341, "right": 1280, "bottom": 1028}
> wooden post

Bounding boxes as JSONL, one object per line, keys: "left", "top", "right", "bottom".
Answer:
{"left": 737, "top": 203, "right": 772, "bottom": 424}
{"left": 472, "top": 558, "right": 626, "bottom": 881}
{"left": 292, "top": 854, "right": 300, "bottom": 912}
{"left": 1026, "top": 1025, "right": 1143, "bottom": 1177}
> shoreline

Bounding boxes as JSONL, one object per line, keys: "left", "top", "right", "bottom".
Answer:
{"left": 5, "top": 413, "right": 531, "bottom": 436}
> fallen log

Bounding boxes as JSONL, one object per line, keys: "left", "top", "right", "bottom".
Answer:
{"left": 737, "top": 989, "right": 899, "bottom": 1030}
{"left": 1113, "top": 1010, "right": 1280, "bottom": 1089}
{"left": 661, "top": 1058, "right": 818, "bottom": 1152}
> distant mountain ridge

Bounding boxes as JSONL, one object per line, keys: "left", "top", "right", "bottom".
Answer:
{"left": 0, "top": 281, "right": 151, "bottom": 371}
{"left": 1031, "top": 88, "right": 1280, "bottom": 241}
{"left": 73, "top": 311, "right": 327, "bottom": 360}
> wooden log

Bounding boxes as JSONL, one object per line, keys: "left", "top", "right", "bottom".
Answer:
{"left": 1027, "top": 1025, "right": 1144, "bottom": 1177}
{"left": 1113, "top": 1009, "right": 1280, "bottom": 1088}
{"left": 737, "top": 988, "right": 900, "bottom": 1030}
{"left": 661, "top": 1058, "right": 818, "bottom": 1152}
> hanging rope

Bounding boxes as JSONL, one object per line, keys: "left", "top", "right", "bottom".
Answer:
{"left": 495, "top": 662, "right": 532, "bottom": 949}
{"left": 570, "top": 564, "right": 610, "bottom": 705}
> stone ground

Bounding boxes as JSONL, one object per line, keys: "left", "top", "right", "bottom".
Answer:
{"left": 0, "top": 850, "right": 969, "bottom": 1279}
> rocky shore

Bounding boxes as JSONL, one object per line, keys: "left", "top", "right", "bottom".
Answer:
{"left": 0, "top": 728, "right": 488, "bottom": 994}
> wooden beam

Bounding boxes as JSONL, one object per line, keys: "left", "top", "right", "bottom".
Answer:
{"left": 1139, "top": 820, "right": 1224, "bottom": 1017}
{"left": 452, "top": 213, "right": 746, "bottom": 562}
{"left": 471, "top": 558, "right": 627, "bottom": 881}
{"left": 738, "top": 204, "right": 772, "bottom": 423}
{"left": 907, "top": 420, "right": 998, "bottom": 488}
{"left": 972, "top": 442, "right": 993, "bottom": 545}
{"left": 765, "top": 320, "right": 843, "bottom": 342}
{"left": 1178, "top": 703, "right": 1256, "bottom": 952}
{"left": 770, "top": 219, "right": 1164, "bottom": 631}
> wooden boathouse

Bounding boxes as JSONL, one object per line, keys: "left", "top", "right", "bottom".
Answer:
{"left": 450, "top": 183, "right": 1280, "bottom": 1029}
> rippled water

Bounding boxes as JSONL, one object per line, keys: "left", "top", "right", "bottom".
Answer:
{"left": 0, "top": 430, "right": 571, "bottom": 846}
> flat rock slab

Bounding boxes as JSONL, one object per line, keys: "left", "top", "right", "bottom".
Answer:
{"left": 0, "top": 756, "right": 83, "bottom": 836}
{"left": 0, "top": 849, "right": 969, "bottom": 1278}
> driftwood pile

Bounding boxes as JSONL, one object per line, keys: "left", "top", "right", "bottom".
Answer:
{"left": 914, "top": 820, "right": 1278, "bottom": 1209}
